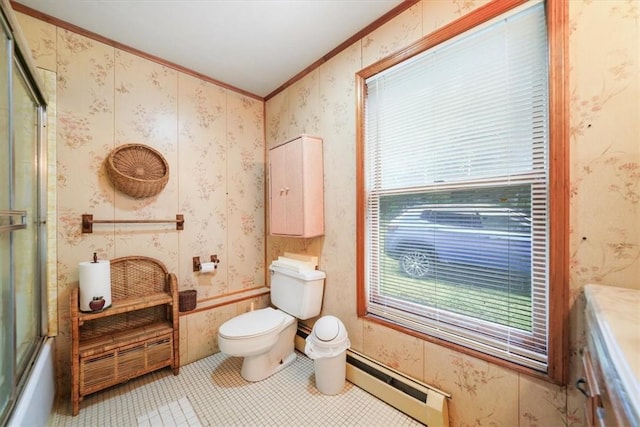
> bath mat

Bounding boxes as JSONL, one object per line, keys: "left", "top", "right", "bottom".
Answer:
{"left": 137, "top": 396, "right": 202, "bottom": 427}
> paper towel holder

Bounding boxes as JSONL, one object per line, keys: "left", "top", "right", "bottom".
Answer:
{"left": 193, "top": 255, "right": 220, "bottom": 272}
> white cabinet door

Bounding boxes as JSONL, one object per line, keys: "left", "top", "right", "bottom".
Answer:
{"left": 283, "top": 138, "right": 304, "bottom": 235}
{"left": 269, "top": 142, "right": 288, "bottom": 235}
{"left": 269, "top": 136, "right": 323, "bottom": 237}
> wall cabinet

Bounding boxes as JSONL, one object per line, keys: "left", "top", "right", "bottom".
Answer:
{"left": 70, "top": 256, "right": 179, "bottom": 416}
{"left": 269, "top": 135, "right": 324, "bottom": 237}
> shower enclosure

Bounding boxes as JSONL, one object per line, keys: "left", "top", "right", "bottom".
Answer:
{"left": 0, "top": 2, "right": 47, "bottom": 424}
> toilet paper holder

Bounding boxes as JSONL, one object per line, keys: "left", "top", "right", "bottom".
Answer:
{"left": 193, "top": 255, "right": 220, "bottom": 272}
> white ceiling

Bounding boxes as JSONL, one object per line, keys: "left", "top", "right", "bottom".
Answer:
{"left": 14, "top": 0, "right": 404, "bottom": 98}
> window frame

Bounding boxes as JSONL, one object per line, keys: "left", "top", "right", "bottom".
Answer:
{"left": 355, "top": 0, "right": 568, "bottom": 385}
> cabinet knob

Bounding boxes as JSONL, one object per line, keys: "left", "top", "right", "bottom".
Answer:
{"left": 285, "top": 187, "right": 290, "bottom": 194}
{"left": 280, "top": 188, "right": 285, "bottom": 195}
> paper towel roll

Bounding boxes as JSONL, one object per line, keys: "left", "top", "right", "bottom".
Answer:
{"left": 199, "top": 262, "right": 217, "bottom": 273}
{"left": 79, "top": 260, "right": 112, "bottom": 312}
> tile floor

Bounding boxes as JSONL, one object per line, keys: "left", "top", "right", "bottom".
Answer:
{"left": 51, "top": 351, "right": 423, "bottom": 426}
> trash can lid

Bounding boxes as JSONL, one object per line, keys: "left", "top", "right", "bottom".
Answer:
{"left": 313, "top": 315, "right": 346, "bottom": 342}
{"left": 305, "top": 315, "right": 350, "bottom": 359}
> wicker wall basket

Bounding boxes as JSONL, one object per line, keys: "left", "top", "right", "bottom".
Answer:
{"left": 106, "top": 143, "right": 169, "bottom": 198}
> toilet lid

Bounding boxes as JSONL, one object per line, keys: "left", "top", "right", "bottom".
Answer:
{"left": 219, "top": 307, "right": 285, "bottom": 339}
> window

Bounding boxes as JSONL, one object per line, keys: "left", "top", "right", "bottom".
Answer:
{"left": 356, "top": 0, "right": 568, "bottom": 383}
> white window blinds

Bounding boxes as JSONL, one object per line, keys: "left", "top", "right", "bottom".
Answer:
{"left": 364, "top": 1, "right": 550, "bottom": 371}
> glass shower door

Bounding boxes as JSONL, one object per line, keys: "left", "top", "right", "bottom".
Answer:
{"left": 12, "top": 61, "right": 41, "bottom": 379}
{"left": 0, "top": 16, "right": 12, "bottom": 420}
{"left": 0, "top": 12, "right": 45, "bottom": 423}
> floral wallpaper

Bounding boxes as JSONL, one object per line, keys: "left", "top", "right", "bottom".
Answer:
{"left": 266, "top": 1, "right": 639, "bottom": 426}
{"left": 15, "top": 11, "right": 268, "bottom": 396}
{"left": 14, "top": 0, "right": 639, "bottom": 424}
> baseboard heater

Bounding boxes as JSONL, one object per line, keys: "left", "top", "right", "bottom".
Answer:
{"left": 296, "top": 328, "right": 450, "bottom": 427}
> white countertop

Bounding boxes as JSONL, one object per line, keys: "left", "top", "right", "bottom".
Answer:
{"left": 584, "top": 284, "right": 640, "bottom": 423}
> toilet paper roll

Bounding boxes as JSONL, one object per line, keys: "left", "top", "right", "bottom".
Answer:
{"left": 79, "top": 260, "right": 112, "bottom": 312}
{"left": 199, "top": 262, "right": 217, "bottom": 273}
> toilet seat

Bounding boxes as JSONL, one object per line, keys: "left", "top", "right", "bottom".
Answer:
{"left": 219, "top": 307, "right": 285, "bottom": 340}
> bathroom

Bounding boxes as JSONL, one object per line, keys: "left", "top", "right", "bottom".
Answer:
{"left": 2, "top": 0, "right": 638, "bottom": 425}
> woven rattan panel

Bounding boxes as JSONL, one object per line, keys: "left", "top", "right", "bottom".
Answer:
{"left": 110, "top": 257, "right": 168, "bottom": 298}
{"left": 79, "top": 306, "right": 169, "bottom": 341}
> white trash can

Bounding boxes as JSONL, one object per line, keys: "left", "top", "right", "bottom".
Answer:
{"left": 305, "top": 315, "right": 350, "bottom": 395}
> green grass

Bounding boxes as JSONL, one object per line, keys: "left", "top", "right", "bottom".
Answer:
{"left": 378, "top": 259, "right": 533, "bottom": 332}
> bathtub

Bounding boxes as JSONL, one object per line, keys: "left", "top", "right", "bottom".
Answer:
{"left": 7, "top": 337, "right": 56, "bottom": 427}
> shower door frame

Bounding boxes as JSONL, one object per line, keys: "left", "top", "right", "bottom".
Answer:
{"left": 0, "top": 4, "right": 48, "bottom": 425}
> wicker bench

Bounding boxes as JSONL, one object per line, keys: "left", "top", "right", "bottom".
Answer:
{"left": 70, "top": 256, "right": 179, "bottom": 416}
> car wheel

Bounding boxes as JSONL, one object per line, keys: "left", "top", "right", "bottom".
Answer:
{"left": 400, "top": 249, "right": 435, "bottom": 278}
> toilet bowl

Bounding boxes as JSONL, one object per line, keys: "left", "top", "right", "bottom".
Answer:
{"left": 218, "top": 307, "right": 297, "bottom": 382}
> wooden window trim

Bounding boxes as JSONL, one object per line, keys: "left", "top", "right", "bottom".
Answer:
{"left": 355, "top": 0, "right": 568, "bottom": 385}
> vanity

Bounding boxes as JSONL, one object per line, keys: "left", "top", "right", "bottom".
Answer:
{"left": 581, "top": 284, "right": 639, "bottom": 426}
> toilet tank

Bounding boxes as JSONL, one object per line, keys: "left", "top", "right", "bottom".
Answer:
{"left": 270, "top": 263, "right": 325, "bottom": 319}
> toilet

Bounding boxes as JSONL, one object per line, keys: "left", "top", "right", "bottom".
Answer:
{"left": 218, "top": 258, "right": 325, "bottom": 382}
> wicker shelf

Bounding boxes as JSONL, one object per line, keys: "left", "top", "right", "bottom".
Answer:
{"left": 78, "top": 320, "right": 173, "bottom": 356}
{"left": 70, "top": 256, "right": 180, "bottom": 416}
{"left": 77, "top": 292, "right": 173, "bottom": 324}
